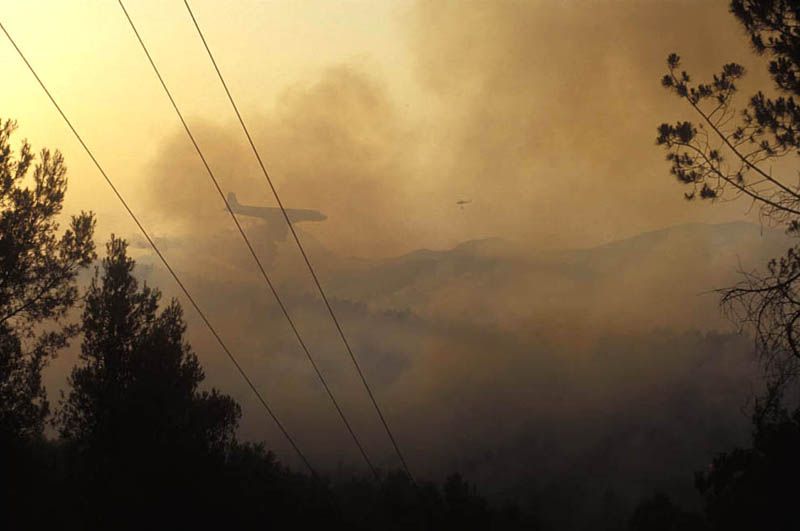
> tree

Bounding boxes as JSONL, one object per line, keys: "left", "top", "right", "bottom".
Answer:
{"left": 695, "top": 405, "right": 800, "bottom": 531}
{"left": 0, "top": 117, "right": 95, "bottom": 531}
{"left": 657, "top": 4, "right": 800, "bottom": 527}
{"left": 0, "top": 118, "right": 95, "bottom": 440}
{"left": 656, "top": 0, "right": 800, "bottom": 412}
{"left": 57, "top": 236, "right": 240, "bottom": 528}
{"left": 629, "top": 492, "right": 707, "bottom": 531}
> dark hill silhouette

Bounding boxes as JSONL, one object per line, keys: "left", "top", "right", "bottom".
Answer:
{"left": 33, "top": 221, "right": 788, "bottom": 530}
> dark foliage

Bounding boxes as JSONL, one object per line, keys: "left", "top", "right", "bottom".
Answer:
{"left": 58, "top": 236, "right": 240, "bottom": 453}
{"left": 695, "top": 406, "right": 800, "bottom": 531}
{"left": 656, "top": 0, "right": 800, "bottom": 407}
{"left": 3, "top": 235, "right": 530, "bottom": 530}
{"left": 0, "top": 118, "right": 95, "bottom": 442}
{"left": 0, "top": 118, "right": 95, "bottom": 531}
{"left": 731, "top": 0, "right": 800, "bottom": 96}
{"left": 628, "top": 493, "right": 706, "bottom": 531}
{"left": 55, "top": 236, "right": 243, "bottom": 529}
{"left": 648, "top": 2, "right": 800, "bottom": 529}
{"left": 331, "top": 471, "right": 533, "bottom": 531}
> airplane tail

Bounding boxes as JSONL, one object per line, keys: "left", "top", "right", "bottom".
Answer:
{"left": 227, "top": 192, "right": 240, "bottom": 207}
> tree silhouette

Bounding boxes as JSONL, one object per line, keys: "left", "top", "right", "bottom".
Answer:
{"left": 4, "top": 233, "right": 517, "bottom": 530}
{"left": 695, "top": 406, "right": 800, "bottom": 530}
{"left": 629, "top": 492, "right": 706, "bottom": 531}
{"left": 656, "top": 2, "right": 800, "bottom": 529}
{"left": 656, "top": 0, "right": 800, "bottom": 411}
{"left": 0, "top": 118, "right": 95, "bottom": 442}
{"left": 58, "top": 236, "right": 240, "bottom": 529}
{"left": 0, "top": 118, "right": 95, "bottom": 531}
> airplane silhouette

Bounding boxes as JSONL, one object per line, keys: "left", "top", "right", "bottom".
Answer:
{"left": 227, "top": 192, "right": 326, "bottom": 241}
{"left": 456, "top": 199, "right": 472, "bottom": 209}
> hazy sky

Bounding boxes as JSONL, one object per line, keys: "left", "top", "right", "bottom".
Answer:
{"left": 0, "top": 0, "right": 772, "bottom": 259}
{"left": 1, "top": 0, "right": 784, "bottom": 493}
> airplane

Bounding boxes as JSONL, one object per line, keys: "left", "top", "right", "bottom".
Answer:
{"left": 227, "top": 192, "right": 326, "bottom": 241}
{"left": 456, "top": 199, "right": 472, "bottom": 209}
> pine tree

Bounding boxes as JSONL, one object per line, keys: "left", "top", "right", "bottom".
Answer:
{"left": 0, "top": 118, "right": 95, "bottom": 441}
{"left": 58, "top": 236, "right": 240, "bottom": 528}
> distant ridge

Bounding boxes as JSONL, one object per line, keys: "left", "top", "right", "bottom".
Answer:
{"left": 362, "top": 222, "right": 788, "bottom": 269}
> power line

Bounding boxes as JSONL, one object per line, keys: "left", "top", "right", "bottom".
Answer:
{"left": 182, "top": 0, "right": 414, "bottom": 481}
{"left": 117, "top": 0, "right": 379, "bottom": 480}
{"left": 0, "top": 19, "right": 315, "bottom": 476}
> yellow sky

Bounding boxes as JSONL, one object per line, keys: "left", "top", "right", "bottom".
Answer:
{"left": 0, "top": 0, "right": 416, "bottom": 245}
{"left": 0, "top": 0, "right": 767, "bottom": 258}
